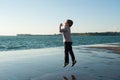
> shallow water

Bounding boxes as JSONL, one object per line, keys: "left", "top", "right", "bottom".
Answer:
{"left": 0, "top": 45, "right": 120, "bottom": 80}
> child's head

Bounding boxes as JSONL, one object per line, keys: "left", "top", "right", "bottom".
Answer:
{"left": 65, "top": 19, "right": 73, "bottom": 27}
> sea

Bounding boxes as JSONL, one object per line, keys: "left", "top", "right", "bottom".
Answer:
{"left": 0, "top": 35, "right": 120, "bottom": 51}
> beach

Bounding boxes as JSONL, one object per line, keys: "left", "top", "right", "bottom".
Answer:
{"left": 0, "top": 44, "right": 120, "bottom": 80}
{"left": 1, "top": 0, "right": 120, "bottom": 79}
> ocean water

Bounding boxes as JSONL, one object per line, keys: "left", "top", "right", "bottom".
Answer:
{"left": 0, "top": 35, "right": 120, "bottom": 51}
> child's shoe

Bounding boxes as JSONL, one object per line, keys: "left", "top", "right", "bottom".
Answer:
{"left": 64, "top": 63, "right": 69, "bottom": 67}
{"left": 71, "top": 60, "right": 77, "bottom": 67}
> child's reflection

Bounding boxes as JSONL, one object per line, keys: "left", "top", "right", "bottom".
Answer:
{"left": 63, "top": 75, "right": 76, "bottom": 80}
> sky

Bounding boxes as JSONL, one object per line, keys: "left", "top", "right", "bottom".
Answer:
{"left": 0, "top": 0, "right": 120, "bottom": 35}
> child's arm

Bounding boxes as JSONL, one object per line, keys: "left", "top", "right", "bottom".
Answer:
{"left": 59, "top": 23, "right": 67, "bottom": 32}
{"left": 59, "top": 23, "right": 63, "bottom": 32}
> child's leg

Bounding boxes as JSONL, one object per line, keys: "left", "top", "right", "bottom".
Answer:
{"left": 69, "top": 42, "right": 75, "bottom": 62}
{"left": 64, "top": 42, "right": 69, "bottom": 63}
{"left": 65, "top": 50, "right": 69, "bottom": 63}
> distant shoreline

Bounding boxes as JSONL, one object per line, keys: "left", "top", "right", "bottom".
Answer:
{"left": 17, "top": 32, "right": 120, "bottom": 36}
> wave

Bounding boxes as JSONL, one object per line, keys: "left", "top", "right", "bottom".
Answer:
{"left": 0, "top": 45, "right": 26, "bottom": 51}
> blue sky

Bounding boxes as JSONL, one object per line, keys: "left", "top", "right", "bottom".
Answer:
{"left": 0, "top": 0, "right": 120, "bottom": 35}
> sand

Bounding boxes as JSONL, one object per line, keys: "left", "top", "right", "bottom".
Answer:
{"left": 88, "top": 43, "right": 120, "bottom": 54}
{"left": 0, "top": 44, "right": 120, "bottom": 80}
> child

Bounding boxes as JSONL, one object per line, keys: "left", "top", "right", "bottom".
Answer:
{"left": 59, "top": 19, "right": 76, "bottom": 67}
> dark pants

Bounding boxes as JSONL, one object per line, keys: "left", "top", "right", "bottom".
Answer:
{"left": 64, "top": 42, "right": 75, "bottom": 63}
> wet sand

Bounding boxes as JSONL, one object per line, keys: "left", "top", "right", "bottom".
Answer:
{"left": 0, "top": 45, "right": 120, "bottom": 80}
{"left": 89, "top": 44, "right": 120, "bottom": 54}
